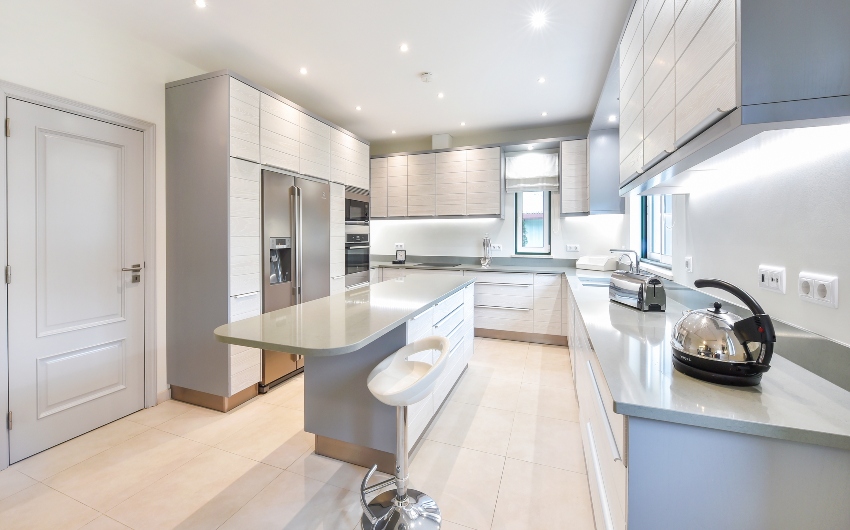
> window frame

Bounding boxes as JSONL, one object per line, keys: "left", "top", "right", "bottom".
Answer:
{"left": 514, "top": 191, "right": 552, "bottom": 256}
{"left": 641, "top": 195, "right": 673, "bottom": 267}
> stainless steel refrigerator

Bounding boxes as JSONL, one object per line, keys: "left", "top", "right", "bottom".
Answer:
{"left": 261, "top": 169, "right": 330, "bottom": 390}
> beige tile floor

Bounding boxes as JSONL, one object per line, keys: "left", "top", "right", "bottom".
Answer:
{"left": 0, "top": 337, "right": 594, "bottom": 530}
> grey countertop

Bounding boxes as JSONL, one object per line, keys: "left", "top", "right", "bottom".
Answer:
{"left": 214, "top": 275, "right": 474, "bottom": 357}
{"left": 371, "top": 260, "right": 575, "bottom": 275}
{"left": 567, "top": 276, "right": 850, "bottom": 451}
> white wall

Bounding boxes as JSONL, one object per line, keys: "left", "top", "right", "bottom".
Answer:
{"left": 664, "top": 125, "right": 850, "bottom": 345}
{"left": 0, "top": 0, "right": 205, "bottom": 396}
{"left": 372, "top": 192, "right": 627, "bottom": 259}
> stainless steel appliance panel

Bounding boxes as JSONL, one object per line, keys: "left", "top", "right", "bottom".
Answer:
{"left": 294, "top": 177, "right": 331, "bottom": 302}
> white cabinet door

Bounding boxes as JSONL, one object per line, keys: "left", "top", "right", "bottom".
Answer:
{"left": 229, "top": 158, "right": 261, "bottom": 296}
{"left": 370, "top": 158, "right": 388, "bottom": 218}
{"left": 299, "top": 113, "right": 331, "bottom": 180}
{"left": 386, "top": 156, "right": 408, "bottom": 217}
{"left": 329, "top": 183, "right": 345, "bottom": 279}
{"left": 561, "top": 140, "right": 588, "bottom": 214}
{"left": 407, "top": 154, "right": 436, "bottom": 216}
{"left": 229, "top": 78, "right": 260, "bottom": 163}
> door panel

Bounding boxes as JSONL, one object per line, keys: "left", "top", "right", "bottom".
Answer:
{"left": 7, "top": 99, "right": 145, "bottom": 463}
{"left": 295, "top": 177, "right": 330, "bottom": 302}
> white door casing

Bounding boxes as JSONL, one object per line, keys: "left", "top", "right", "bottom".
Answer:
{"left": 7, "top": 99, "right": 146, "bottom": 463}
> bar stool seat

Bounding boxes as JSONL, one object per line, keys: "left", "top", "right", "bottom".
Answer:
{"left": 360, "top": 336, "right": 450, "bottom": 530}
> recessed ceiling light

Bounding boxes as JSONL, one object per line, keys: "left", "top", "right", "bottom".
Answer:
{"left": 531, "top": 11, "right": 547, "bottom": 28}
{"left": 392, "top": 130, "right": 397, "bottom": 134}
{"left": 528, "top": 145, "right": 535, "bottom": 150}
{"left": 461, "top": 122, "right": 466, "bottom": 126}
{"left": 356, "top": 106, "right": 362, "bottom": 111}
{"left": 541, "top": 111, "right": 548, "bottom": 117}
{"left": 538, "top": 77, "right": 546, "bottom": 84}
{"left": 400, "top": 43, "right": 409, "bottom": 53}
{"left": 608, "top": 115, "right": 617, "bottom": 122}
{"left": 299, "top": 67, "right": 307, "bottom": 75}
{"left": 195, "top": 0, "right": 206, "bottom": 7}
{"left": 438, "top": 92, "right": 444, "bottom": 99}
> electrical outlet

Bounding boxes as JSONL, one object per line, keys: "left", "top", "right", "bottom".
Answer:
{"left": 491, "top": 244, "right": 503, "bottom": 252}
{"left": 758, "top": 265, "right": 786, "bottom": 294}
{"left": 799, "top": 272, "right": 838, "bottom": 308}
{"left": 395, "top": 243, "right": 404, "bottom": 250}
{"left": 684, "top": 256, "right": 693, "bottom": 273}
{"left": 566, "top": 244, "right": 580, "bottom": 252}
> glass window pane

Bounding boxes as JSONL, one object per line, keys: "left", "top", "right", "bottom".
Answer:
{"left": 522, "top": 191, "right": 544, "bottom": 248}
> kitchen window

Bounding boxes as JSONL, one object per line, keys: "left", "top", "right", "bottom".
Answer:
{"left": 515, "top": 191, "right": 551, "bottom": 255}
{"left": 642, "top": 195, "right": 672, "bottom": 266}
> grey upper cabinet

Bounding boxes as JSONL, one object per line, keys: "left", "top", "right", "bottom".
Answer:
{"left": 372, "top": 146, "right": 503, "bottom": 219}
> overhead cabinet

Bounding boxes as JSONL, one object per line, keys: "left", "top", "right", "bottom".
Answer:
{"left": 619, "top": 0, "right": 738, "bottom": 184}
{"left": 372, "top": 146, "right": 502, "bottom": 219}
{"left": 560, "top": 139, "right": 589, "bottom": 215}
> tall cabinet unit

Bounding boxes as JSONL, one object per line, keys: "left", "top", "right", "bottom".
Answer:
{"left": 167, "top": 71, "right": 369, "bottom": 411}
{"left": 560, "top": 139, "right": 589, "bottom": 215}
{"left": 619, "top": 0, "right": 738, "bottom": 184}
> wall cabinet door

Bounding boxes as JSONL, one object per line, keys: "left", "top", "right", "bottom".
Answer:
{"left": 370, "top": 158, "right": 388, "bottom": 218}
{"left": 561, "top": 140, "right": 588, "bottom": 214}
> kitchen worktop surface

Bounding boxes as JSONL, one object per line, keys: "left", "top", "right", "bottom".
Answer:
{"left": 567, "top": 276, "right": 850, "bottom": 451}
{"left": 371, "top": 260, "right": 576, "bottom": 275}
{"left": 214, "top": 274, "right": 473, "bottom": 357}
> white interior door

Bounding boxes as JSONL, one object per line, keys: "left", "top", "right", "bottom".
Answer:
{"left": 7, "top": 99, "right": 145, "bottom": 463}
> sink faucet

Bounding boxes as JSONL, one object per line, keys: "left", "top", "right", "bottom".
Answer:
{"left": 610, "top": 249, "right": 640, "bottom": 273}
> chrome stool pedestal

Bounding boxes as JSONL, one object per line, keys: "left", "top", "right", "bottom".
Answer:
{"left": 359, "top": 337, "right": 450, "bottom": 530}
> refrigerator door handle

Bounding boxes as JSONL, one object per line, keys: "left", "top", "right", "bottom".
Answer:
{"left": 291, "top": 186, "right": 303, "bottom": 304}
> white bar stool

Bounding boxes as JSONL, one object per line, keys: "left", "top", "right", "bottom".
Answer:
{"left": 359, "top": 336, "right": 450, "bottom": 530}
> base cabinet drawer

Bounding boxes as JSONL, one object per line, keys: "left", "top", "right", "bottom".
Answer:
{"left": 230, "top": 362, "right": 261, "bottom": 395}
{"left": 408, "top": 307, "right": 435, "bottom": 343}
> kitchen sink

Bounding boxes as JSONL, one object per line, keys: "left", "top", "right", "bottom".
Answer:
{"left": 578, "top": 276, "right": 610, "bottom": 287}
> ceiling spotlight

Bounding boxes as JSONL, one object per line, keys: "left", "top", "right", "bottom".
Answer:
{"left": 420, "top": 72, "right": 433, "bottom": 83}
{"left": 299, "top": 67, "right": 307, "bottom": 75}
{"left": 541, "top": 111, "right": 548, "bottom": 117}
{"left": 392, "top": 130, "right": 397, "bottom": 134}
{"left": 461, "top": 122, "right": 466, "bottom": 126}
{"left": 608, "top": 114, "right": 617, "bottom": 122}
{"left": 531, "top": 10, "right": 547, "bottom": 28}
{"left": 356, "top": 106, "right": 362, "bottom": 111}
{"left": 438, "top": 92, "right": 444, "bottom": 99}
{"left": 400, "top": 43, "right": 409, "bottom": 53}
{"left": 538, "top": 77, "right": 546, "bottom": 84}
{"left": 528, "top": 145, "right": 535, "bottom": 150}
{"left": 195, "top": 0, "right": 206, "bottom": 7}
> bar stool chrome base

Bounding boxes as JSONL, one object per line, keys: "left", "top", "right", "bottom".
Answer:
{"left": 361, "top": 489, "right": 442, "bottom": 530}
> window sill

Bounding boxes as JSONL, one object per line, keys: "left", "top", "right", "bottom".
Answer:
{"left": 640, "top": 261, "right": 674, "bottom": 280}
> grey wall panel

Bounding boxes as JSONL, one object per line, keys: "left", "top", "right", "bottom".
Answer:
{"left": 166, "top": 76, "right": 231, "bottom": 395}
{"left": 741, "top": 0, "right": 850, "bottom": 106}
{"left": 303, "top": 324, "right": 407, "bottom": 454}
{"left": 587, "top": 128, "right": 625, "bottom": 214}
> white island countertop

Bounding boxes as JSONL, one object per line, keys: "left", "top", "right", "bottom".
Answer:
{"left": 568, "top": 275, "right": 850, "bottom": 451}
{"left": 215, "top": 274, "right": 474, "bottom": 357}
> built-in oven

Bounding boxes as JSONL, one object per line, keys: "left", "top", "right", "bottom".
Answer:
{"left": 345, "top": 225, "right": 370, "bottom": 288}
{"left": 345, "top": 190, "right": 370, "bottom": 225}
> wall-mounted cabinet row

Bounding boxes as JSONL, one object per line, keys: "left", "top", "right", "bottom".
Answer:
{"left": 619, "top": 0, "right": 737, "bottom": 184}
{"left": 370, "top": 146, "right": 503, "bottom": 218}
{"left": 227, "top": 74, "right": 370, "bottom": 190}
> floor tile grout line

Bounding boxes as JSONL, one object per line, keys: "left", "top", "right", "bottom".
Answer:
{"left": 39, "top": 480, "right": 107, "bottom": 519}
{"left": 489, "top": 405, "right": 519, "bottom": 530}
{"left": 503, "top": 455, "right": 589, "bottom": 477}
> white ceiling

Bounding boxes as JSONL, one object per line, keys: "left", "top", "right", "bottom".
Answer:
{"left": 83, "top": 0, "right": 629, "bottom": 143}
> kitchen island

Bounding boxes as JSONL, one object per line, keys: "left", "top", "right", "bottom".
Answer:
{"left": 214, "top": 274, "right": 475, "bottom": 472}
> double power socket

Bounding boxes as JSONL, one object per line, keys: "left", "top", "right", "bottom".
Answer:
{"left": 758, "top": 265, "right": 838, "bottom": 308}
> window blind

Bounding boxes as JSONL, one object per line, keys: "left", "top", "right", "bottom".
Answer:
{"left": 505, "top": 152, "right": 559, "bottom": 193}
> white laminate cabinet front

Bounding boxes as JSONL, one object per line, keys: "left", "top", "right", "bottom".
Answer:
{"left": 561, "top": 140, "right": 588, "bottom": 214}
{"left": 229, "top": 158, "right": 261, "bottom": 297}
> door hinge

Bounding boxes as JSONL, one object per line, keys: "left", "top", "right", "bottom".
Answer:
{"left": 4, "top": 265, "right": 10, "bottom": 284}
{"left": 4, "top": 118, "right": 9, "bottom": 138}
{"left": 7, "top": 411, "right": 11, "bottom": 430}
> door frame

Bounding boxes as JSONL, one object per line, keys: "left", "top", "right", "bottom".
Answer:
{"left": 0, "top": 80, "right": 158, "bottom": 470}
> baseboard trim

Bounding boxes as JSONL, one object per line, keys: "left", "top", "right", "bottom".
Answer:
{"left": 156, "top": 388, "right": 172, "bottom": 405}
{"left": 171, "top": 384, "right": 258, "bottom": 412}
{"left": 475, "top": 328, "right": 568, "bottom": 346}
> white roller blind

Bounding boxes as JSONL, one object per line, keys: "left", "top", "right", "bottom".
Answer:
{"left": 505, "top": 152, "right": 559, "bottom": 193}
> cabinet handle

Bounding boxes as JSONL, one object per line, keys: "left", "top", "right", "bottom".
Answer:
{"left": 475, "top": 305, "right": 531, "bottom": 311}
{"left": 586, "top": 422, "right": 615, "bottom": 530}
{"left": 640, "top": 149, "right": 673, "bottom": 173}
{"left": 232, "top": 291, "right": 259, "bottom": 299}
{"left": 673, "top": 107, "right": 735, "bottom": 150}
{"left": 475, "top": 281, "right": 532, "bottom": 287}
{"left": 586, "top": 360, "right": 622, "bottom": 463}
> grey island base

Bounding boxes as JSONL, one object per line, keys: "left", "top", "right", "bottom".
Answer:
{"left": 215, "top": 274, "right": 475, "bottom": 473}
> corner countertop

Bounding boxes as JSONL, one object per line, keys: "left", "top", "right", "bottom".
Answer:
{"left": 371, "top": 260, "right": 574, "bottom": 275}
{"left": 567, "top": 275, "right": 850, "bottom": 451}
{"left": 214, "top": 274, "right": 474, "bottom": 357}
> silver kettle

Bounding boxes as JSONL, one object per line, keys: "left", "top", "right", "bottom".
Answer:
{"left": 671, "top": 279, "right": 776, "bottom": 386}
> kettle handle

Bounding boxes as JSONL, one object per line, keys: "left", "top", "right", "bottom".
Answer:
{"left": 694, "top": 279, "right": 765, "bottom": 315}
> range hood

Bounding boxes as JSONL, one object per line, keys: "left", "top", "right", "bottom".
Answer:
{"left": 621, "top": 0, "right": 850, "bottom": 196}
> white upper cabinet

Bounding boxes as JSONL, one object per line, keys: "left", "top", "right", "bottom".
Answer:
{"left": 229, "top": 78, "right": 261, "bottom": 163}
{"left": 618, "top": 0, "right": 739, "bottom": 185}
{"left": 330, "top": 128, "right": 369, "bottom": 191}
{"left": 370, "top": 158, "right": 388, "bottom": 218}
{"left": 561, "top": 140, "right": 588, "bottom": 215}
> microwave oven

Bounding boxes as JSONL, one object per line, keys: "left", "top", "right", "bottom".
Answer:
{"left": 345, "top": 190, "right": 370, "bottom": 224}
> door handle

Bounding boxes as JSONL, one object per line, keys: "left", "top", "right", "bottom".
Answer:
{"left": 122, "top": 264, "right": 142, "bottom": 272}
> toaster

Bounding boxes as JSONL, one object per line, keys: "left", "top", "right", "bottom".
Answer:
{"left": 609, "top": 271, "right": 666, "bottom": 311}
